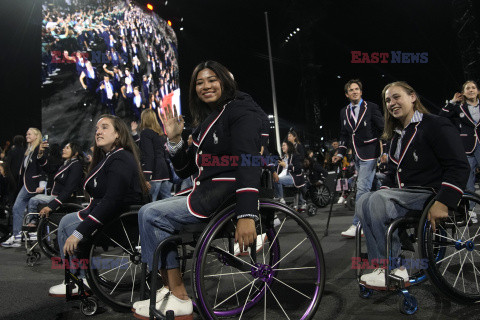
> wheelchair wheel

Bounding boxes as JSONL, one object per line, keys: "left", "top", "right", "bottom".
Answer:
{"left": 192, "top": 200, "right": 325, "bottom": 319}
{"left": 85, "top": 210, "right": 145, "bottom": 312}
{"left": 310, "top": 184, "right": 331, "bottom": 208}
{"left": 418, "top": 194, "right": 480, "bottom": 304}
{"left": 37, "top": 213, "right": 63, "bottom": 258}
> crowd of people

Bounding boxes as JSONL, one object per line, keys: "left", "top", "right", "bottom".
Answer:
{"left": 42, "top": 0, "right": 179, "bottom": 122}
{"left": 1, "top": 54, "right": 479, "bottom": 317}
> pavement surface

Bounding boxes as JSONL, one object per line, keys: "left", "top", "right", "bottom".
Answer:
{"left": 1, "top": 202, "right": 479, "bottom": 320}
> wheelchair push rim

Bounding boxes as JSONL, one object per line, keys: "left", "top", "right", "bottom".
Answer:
{"left": 192, "top": 201, "right": 325, "bottom": 319}
{"left": 418, "top": 194, "right": 480, "bottom": 304}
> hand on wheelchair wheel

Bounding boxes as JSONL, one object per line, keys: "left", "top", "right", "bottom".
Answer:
{"left": 235, "top": 218, "right": 257, "bottom": 253}
{"left": 427, "top": 201, "right": 448, "bottom": 232}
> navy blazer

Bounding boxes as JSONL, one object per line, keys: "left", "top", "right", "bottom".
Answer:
{"left": 75, "top": 148, "right": 143, "bottom": 238}
{"left": 96, "top": 80, "right": 115, "bottom": 104}
{"left": 276, "top": 153, "right": 306, "bottom": 188}
{"left": 439, "top": 101, "right": 480, "bottom": 154}
{"left": 139, "top": 129, "right": 171, "bottom": 181}
{"left": 170, "top": 91, "right": 264, "bottom": 219}
{"left": 339, "top": 100, "right": 384, "bottom": 160}
{"left": 382, "top": 113, "right": 469, "bottom": 208}
{"left": 47, "top": 159, "right": 84, "bottom": 211}
{"left": 20, "top": 146, "right": 48, "bottom": 193}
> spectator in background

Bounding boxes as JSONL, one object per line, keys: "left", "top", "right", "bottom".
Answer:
{"left": 4, "top": 135, "right": 26, "bottom": 191}
{"left": 139, "top": 109, "right": 172, "bottom": 201}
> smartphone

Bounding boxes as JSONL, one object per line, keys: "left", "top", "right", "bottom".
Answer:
{"left": 42, "top": 134, "right": 49, "bottom": 142}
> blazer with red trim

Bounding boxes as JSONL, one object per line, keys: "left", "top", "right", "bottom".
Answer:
{"left": 438, "top": 102, "right": 479, "bottom": 154}
{"left": 382, "top": 114, "right": 469, "bottom": 208}
{"left": 139, "top": 128, "right": 171, "bottom": 181}
{"left": 170, "top": 91, "right": 264, "bottom": 219}
{"left": 75, "top": 148, "right": 143, "bottom": 238}
{"left": 338, "top": 100, "right": 384, "bottom": 161}
{"left": 275, "top": 153, "right": 305, "bottom": 188}
{"left": 47, "top": 159, "right": 84, "bottom": 211}
{"left": 20, "top": 146, "right": 48, "bottom": 194}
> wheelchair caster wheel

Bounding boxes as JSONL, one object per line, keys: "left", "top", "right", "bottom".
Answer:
{"left": 359, "top": 285, "right": 373, "bottom": 299}
{"left": 307, "top": 204, "right": 317, "bottom": 216}
{"left": 26, "top": 253, "right": 40, "bottom": 267}
{"left": 80, "top": 297, "right": 98, "bottom": 316}
{"left": 399, "top": 295, "right": 418, "bottom": 315}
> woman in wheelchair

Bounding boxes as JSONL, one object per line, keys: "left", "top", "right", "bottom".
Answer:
{"left": 27, "top": 142, "right": 84, "bottom": 221}
{"left": 134, "top": 61, "right": 267, "bottom": 319}
{"left": 357, "top": 81, "right": 470, "bottom": 290}
{"left": 48, "top": 115, "right": 147, "bottom": 297}
{"left": 272, "top": 140, "right": 306, "bottom": 209}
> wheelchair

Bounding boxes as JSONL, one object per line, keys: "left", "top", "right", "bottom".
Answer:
{"left": 355, "top": 192, "right": 480, "bottom": 314}
{"left": 142, "top": 195, "right": 326, "bottom": 320}
{"left": 21, "top": 201, "right": 85, "bottom": 266}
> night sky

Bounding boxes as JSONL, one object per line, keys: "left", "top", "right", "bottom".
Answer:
{"left": 1, "top": 0, "right": 479, "bottom": 148}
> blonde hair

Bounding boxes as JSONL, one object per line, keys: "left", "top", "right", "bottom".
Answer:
{"left": 25, "top": 127, "right": 42, "bottom": 155}
{"left": 139, "top": 109, "right": 163, "bottom": 135}
{"left": 381, "top": 82, "right": 430, "bottom": 140}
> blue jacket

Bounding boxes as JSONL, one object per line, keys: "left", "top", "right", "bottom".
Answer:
{"left": 48, "top": 159, "right": 84, "bottom": 211}
{"left": 139, "top": 129, "right": 170, "bottom": 181}
{"left": 20, "top": 146, "right": 48, "bottom": 193}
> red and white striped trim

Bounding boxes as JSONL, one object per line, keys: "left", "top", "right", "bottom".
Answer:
{"left": 459, "top": 104, "right": 476, "bottom": 126}
{"left": 442, "top": 182, "right": 463, "bottom": 194}
{"left": 143, "top": 170, "right": 153, "bottom": 173}
{"left": 197, "top": 101, "right": 231, "bottom": 148}
{"left": 380, "top": 186, "right": 390, "bottom": 189}
{"left": 88, "top": 215, "right": 103, "bottom": 225}
{"left": 212, "top": 177, "right": 236, "bottom": 182}
{"left": 151, "top": 178, "right": 170, "bottom": 182}
{"left": 441, "top": 108, "right": 450, "bottom": 112}
{"left": 261, "top": 133, "right": 269, "bottom": 137}
{"left": 175, "top": 187, "right": 192, "bottom": 196}
{"left": 54, "top": 160, "right": 79, "bottom": 180}
{"left": 236, "top": 188, "right": 259, "bottom": 193}
{"left": 54, "top": 198, "right": 62, "bottom": 205}
{"left": 192, "top": 140, "right": 199, "bottom": 147}
{"left": 32, "top": 175, "right": 42, "bottom": 178}
{"left": 363, "top": 138, "right": 377, "bottom": 143}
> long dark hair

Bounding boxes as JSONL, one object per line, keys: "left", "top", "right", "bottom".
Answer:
{"left": 89, "top": 115, "right": 148, "bottom": 194}
{"left": 188, "top": 61, "right": 237, "bottom": 127}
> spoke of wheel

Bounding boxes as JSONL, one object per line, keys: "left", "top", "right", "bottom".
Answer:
{"left": 259, "top": 220, "right": 266, "bottom": 265}
{"left": 238, "top": 279, "right": 256, "bottom": 320}
{"left": 41, "top": 227, "right": 58, "bottom": 241}
{"left": 467, "top": 251, "right": 480, "bottom": 293}
{"left": 214, "top": 265, "right": 223, "bottom": 308}
{"left": 461, "top": 251, "right": 466, "bottom": 293}
{"left": 272, "top": 237, "right": 308, "bottom": 269}
{"left": 114, "top": 254, "right": 126, "bottom": 282}
{"left": 98, "top": 260, "right": 131, "bottom": 277}
{"left": 466, "top": 226, "right": 480, "bottom": 242}
{"left": 109, "top": 262, "right": 132, "bottom": 295}
{"left": 103, "top": 234, "right": 134, "bottom": 255}
{"left": 434, "top": 230, "right": 458, "bottom": 243}
{"left": 230, "top": 266, "right": 240, "bottom": 307}
{"left": 437, "top": 247, "right": 464, "bottom": 265}
{"left": 211, "top": 246, "right": 257, "bottom": 269}
{"left": 272, "top": 267, "right": 316, "bottom": 272}
{"left": 99, "top": 254, "right": 128, "bottom": 258}
{"left": 452, "top": 249, "right": 469, "bottom": 289}
{"left": 265, "top": 282, "right": 291, "bottom": 320}
{"left": 121, "top": 219, "right": 134, "bottom": 252}
{"left": 267, "top": 217, "right": 286, "bottom": 256}
{"left": 204, "top": 270, "right": 252, "bottom": 278}
{"left": 264, "top": 282, "right": 267, "bottom": 320}
{"left": 214, "top": 278, "right": 256, "bottom": 309}
{"left": 272, "top": 275, "right": 312, "bottom": 300}
{"left": 131, "top": 263, "right": 138, "bottom": 302}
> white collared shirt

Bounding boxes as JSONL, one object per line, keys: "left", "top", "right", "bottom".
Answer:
{"left": 467, "top": 100, "right": 480, "bottom": 124}
{"left": 394, "top": 111, "right": 423, "bottom": 160}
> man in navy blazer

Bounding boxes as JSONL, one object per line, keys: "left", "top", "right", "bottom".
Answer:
{"left": 96, "top": 74, "right": 116, "bottom": 115}
{"left": 333, "top": 79, "right": 384, "bottom": 237}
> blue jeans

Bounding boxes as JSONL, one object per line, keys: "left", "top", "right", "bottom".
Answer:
{"left": 466, "top": 145, "right": 480, "bottom": 209}
{"left": 12, "top": 186, "right": 37, "bottom": 234}
{"left": 274, "top": 175, "right": 306, "bottom": 205}
{"left": 58, "top": 212, "right": 85, "bottom": 277}
{"left": 26, "top": 194, "right": 57, "bottom": 225}
{"left": 150, "top": 180, "right": 173, "bottom": 201}
{"left": 352, "top": 156, "right": 377, "bottom": 226}
{"left": 356, "top": 188, "right": 432, "bottom": 261}
{"left": 138, "top": 196, "right": 203, "bottom": 271}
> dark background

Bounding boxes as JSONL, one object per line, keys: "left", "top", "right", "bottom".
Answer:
{"left": 1, "top": 0, "right": 479, "bottom": 151}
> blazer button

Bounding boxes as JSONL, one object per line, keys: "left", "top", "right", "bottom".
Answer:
{"left": 398, "top": 168, "right": 402, "bottom": 172}
{"left": 400, "top": 183, "right": 404, "bottom": 187}
{"left": 200, "top": 167, "right": 203, "bottom": 171}
{"left": 198, "top": 150, "right": 203, "bottom": 155}
{"left": 196, "top": 181, "right": 201, "bottom": 186}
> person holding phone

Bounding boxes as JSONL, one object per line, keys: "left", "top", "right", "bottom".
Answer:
{"left": 133, "top": 61, "right": 266, "bottom": 319}
{"left": 439, "top": 80, "right": 480, "bottom": 223}
{"left": 1, "top": 128, "right": 48, "bottom": 247}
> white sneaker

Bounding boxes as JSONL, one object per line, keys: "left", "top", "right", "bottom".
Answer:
{"left": 1, "top": 234, "right": 22, "bottom": 247}
{"left": 134, "top": 294, "right": 193, "bottom": 320}
{"left": 341, "top": 225, "right": 357, "bottom": 238}
{"left": 132, "top": 286, "right": 169, "bottom": 311}
{"left": 278, "top": 198, "right": 286, "bottom": 204}
{"left": 28, "top": 232, "right": 37, "bottom": 241}
{"left": 361, "top": 268, "right": 409, "bottom": 289}
{"left": 234, "top": 234, "right": 267, "bottom": 256}
{"left": 337, "top": 197, "right": 345, "bottom": 204}
{"left": 273, "top": 217, "right": 281, "bottom": 227}
{"left": 48, "top": 279, "right": 90, "bottom": 297}
{"left": 469, "top": 211, "right": 478, "bottom": 224}
{"left": 299, "top": 204, "right": 307, "bottom": 211}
